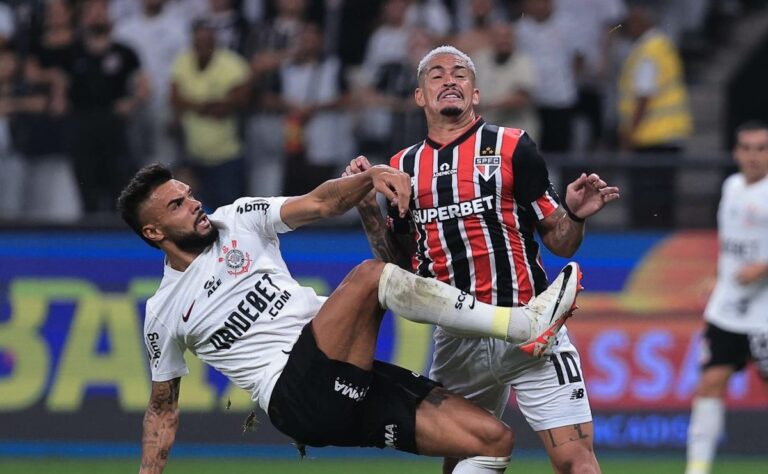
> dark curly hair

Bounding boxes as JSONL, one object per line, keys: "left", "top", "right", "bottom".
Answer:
{"left": 116, "top": 164, "right": 173, "bottom": 249}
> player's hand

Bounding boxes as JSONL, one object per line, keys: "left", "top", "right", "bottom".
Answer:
{"left": 369, "top": 165, "right": 411, "bottom": 217}
{"left": 564, "top": 173, "right": 620, "bottom": 220}
{"left": 343, "top": 156, "right": 377, "bottom": 206}
{"left": 736, "top": 263, "right": 768, "bottom": 285}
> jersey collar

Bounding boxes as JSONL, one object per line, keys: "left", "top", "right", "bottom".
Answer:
{"left": 425, "top": 116, "right": 485, "bottom": 151}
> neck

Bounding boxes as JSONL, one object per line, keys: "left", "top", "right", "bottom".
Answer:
{"left": 426, "top": 110, "right": 478, "bottom": 145}
{"left": 745, "top": 173, "right": 767, "bottom": 185}
{"left": 164, "top": 247, "right": 202, "bottom": 272}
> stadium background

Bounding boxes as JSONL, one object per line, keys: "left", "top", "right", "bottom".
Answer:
{"left": 1, "top": 0, "right": 768, "bottom": 472}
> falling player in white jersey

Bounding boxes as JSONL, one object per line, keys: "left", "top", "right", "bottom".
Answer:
{"left": 686, "top": 121, "right": 768, "bottom": 474}
{"left": 118, "top": 163, "right": 583, "bottom": 474}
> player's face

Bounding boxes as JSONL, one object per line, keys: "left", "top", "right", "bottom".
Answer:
{"left": 734, "top": 129, "right": 768, "bottom": 183}
{"left": 141, "top": 180, "right": 218, "bottom": 251}
{"left": 416, "top": 54, "right": 479, "bottom": 120}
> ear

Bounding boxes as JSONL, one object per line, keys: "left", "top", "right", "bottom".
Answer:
{"left": 142, "top": 223, "right": 164, "bottom": 246}
{"left": 415, "top": 87, "right": 426, "bottom": 107}
{"left": 472, "top": 87, "right": 480, "bottom": 107}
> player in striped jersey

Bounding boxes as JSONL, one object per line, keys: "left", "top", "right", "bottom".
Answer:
{"left": 685, "top": 122, "right": 768, "bottom": 474}
{"left": 348, "top": 46, "right": 620, "bottom": 473}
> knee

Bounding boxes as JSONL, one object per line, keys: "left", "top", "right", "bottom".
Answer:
{"left": 346, "top": 259, "right": 386, "bottom": 294}
{"left": 551, "top": 450, "right": 599, "bottom": 474}
{"left": 477, "top": 419, "right": 514, "bottom": 456}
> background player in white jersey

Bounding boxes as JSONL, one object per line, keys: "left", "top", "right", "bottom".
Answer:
{"left": 686, "top": 121, "right": 768, "bottom": 474}
{"left": 117, "top": 163, "right": 583, "bottom": 473}
{"left": 346, "top": 46, "right": 620, "bottom": 474}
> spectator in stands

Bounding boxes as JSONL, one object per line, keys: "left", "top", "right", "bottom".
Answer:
{"left": 0, "top": 45, "right": 45, "bottom": 220}
{"left": 114, "top": 0, "right": 188, "bottom": 166}
{"left": 355, "top": 28, "right": 434, "bottom": 159}
{"left": 12, "top": 0, "right": 81, "bottom": 222}
{"left": 361, "top": 0, "right": 411, "bottom": 86}
{"left": 203, "top": 0, "right": 249, "bottom": 54}
{"left": 618, "top": 4, "right": 693, "bottom": 228}
{"left": 170, "top": 19, "right": 250, "bottom": 209}
{"left": 273, "top": 22, "right": 353, "bottom": 194}
{"left": 556, "top": 0, "right": 627, "bottom": 150}
{"left": 451, "top": 0, "right": 500, "bottom": 53}
{"left": 516, "top": 0, "right": 580, "bottom": 152}
{"left": 451, "top": 0, "right": 508, "bottom": 34}
{"left": 404, "top": 0, "right": 452, "bottom": 39}
{"left": 61, "top": 0, "right": 149, "bottom": 213}
{"left": 473, "top": 21, "right": 539, "bottom": 140}
{"left": 244, "top": 0, "right": 308, "bottom": 197}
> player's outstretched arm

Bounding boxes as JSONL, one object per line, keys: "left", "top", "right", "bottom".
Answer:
{"left": 139, "top": 379, "right": 181, "bottom": 474}
{"left": 343, "top": 156, "right": 415, "bottom": 269}
{"left": 538, "top": 173, "right": 620, "bottom": 257}
{"left": 281, "top": 159, "right": 411, "bottom": 229}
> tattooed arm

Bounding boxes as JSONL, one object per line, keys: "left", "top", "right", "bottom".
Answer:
{"left": 139, "top": 378, "right": 181, "bottom": 474}
{"left": 344, "top": 156, "right": 415, "bottom": 270}
{"left": 538, "top": 207, "right": 585, "bottom": 258}
{"left": 356, "top": 196, "right": 416, "bottom": 270}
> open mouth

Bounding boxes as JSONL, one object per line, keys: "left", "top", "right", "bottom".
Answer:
{"left": 196, "top": 213, "right": 210, "bottom": 230}
{"left": 438, "top": 89, "right": 463, "bottom": 101}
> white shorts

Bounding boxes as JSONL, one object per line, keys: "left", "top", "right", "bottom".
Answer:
{"left": 429, "top": 326, "right": 593, "bottom": 432}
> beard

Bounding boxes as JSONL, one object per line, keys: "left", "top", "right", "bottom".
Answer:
{"left": 170, "top": 225, "right": 220, "bottom": 254}
{"left": 439, "top": 106, "right": 462, "bottom": 117}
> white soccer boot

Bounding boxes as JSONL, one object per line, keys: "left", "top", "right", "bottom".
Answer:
{"left": 518, "top": 262, "right": 583, "bottom": 357}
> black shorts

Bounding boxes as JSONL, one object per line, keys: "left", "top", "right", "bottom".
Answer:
{"left": 267, "top": 322, "right": 441, "bottom": 453}
{"left": 702, "top": 322, "right": 768, "bottom": 378}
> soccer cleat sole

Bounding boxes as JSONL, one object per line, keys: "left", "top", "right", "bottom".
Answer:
{"left": 519, "top": 263, "right": 583, "bottom": 358}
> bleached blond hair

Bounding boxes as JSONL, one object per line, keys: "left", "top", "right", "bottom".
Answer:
{"left": 416, "top": 45, "right": 476, "bottom": 83}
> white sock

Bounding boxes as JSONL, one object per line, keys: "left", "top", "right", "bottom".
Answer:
{"left": 452, "top": 456, "right": 509, "bottom": 473}
{"left": 378, "top": 263, "right": 532, "bottom": 343}
{"left": 685, "top": 397, "right": 724, "bottom": 474}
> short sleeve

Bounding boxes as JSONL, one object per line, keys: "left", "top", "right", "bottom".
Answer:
{"left": 221, "top": 196, "right": 293, "bottom": 237}
{"left": 144, "top": 314, "right": 189, "bottom": 382}
{"left": 511, "top": 132, "right": 560, "bottom": 220}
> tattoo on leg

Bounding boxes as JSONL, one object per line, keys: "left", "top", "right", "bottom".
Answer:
{"left": 571, "top": 423, "right": 589, "bottom": 442}
{"left": 547, "top": 429, "right": 558, "bottom": 448}
{"left": 546, "top": 424, "right": 590, "bottom": 449}
{"left": 424, "top": 388, "right": 449, "bottom": 407}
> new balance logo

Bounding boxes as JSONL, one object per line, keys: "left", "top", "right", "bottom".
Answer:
{"left": 334, "top": 377, "right": 369, "bottom": 401}
{"left": 570, "top": 388, "right": 585, "bottom": 400}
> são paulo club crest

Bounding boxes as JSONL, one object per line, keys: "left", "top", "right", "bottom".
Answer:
{"left": 218, "top": 239, "right": 252, "bottom": 276}
{"left": 474, "top": 146, "right": 501, "bottom": 181}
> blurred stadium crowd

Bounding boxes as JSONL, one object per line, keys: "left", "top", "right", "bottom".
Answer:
{"left": 0, "top": 0, "right": 759, "bottom": 223}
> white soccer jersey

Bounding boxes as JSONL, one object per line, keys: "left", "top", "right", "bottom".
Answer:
{"left": 143, "top": 197, "right": 325, "bottom": 411}
{"left": 705, "top": 174, "right": 768, "bottom": 333}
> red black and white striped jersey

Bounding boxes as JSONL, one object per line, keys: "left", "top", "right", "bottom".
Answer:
{"left": 389, "top": 117, "right": 560, "bottom": 307}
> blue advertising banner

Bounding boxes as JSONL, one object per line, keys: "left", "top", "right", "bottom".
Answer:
{"left": 1, "top": 229, "right": 766, "bottom": 454}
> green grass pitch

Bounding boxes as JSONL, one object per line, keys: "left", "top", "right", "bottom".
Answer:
{"left": 2, "top": 457, "right": 767, "bottom": 473}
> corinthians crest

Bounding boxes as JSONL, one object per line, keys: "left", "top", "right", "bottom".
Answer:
{"left": 218, "top": 239, "right": 252, "bottom": 276}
